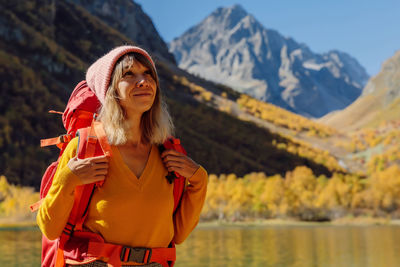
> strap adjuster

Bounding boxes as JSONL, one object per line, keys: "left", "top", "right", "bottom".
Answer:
{"left": 62, "top": 222, "right": 75, "bottom": 236}
{"left": 172, "top": 138, "right": 180, "bottom": 145}
{"left": 120, "top": 246, "right": 152, "bottom": 264}
{"left": 87, "top": 135, "right": 97, "bottom": 144}
{"left": 59, "top": 134, "right": 72, "bottom": 143}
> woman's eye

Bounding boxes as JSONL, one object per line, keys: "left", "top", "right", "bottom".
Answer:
{"left": 144, "top": 70, "right": 152, "bottom": 75}
{"left": 123, "top": 71, "right": 133, "bottom": 77}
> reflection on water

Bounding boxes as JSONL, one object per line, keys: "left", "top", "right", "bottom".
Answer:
{"left": 1, "top": 225, "right": 400, "bottom": 267}
{"left": 0, "top": 227, "right": 41, "bottom": 267}
{"left": 175, "top": 225, "right": 400, "bottom": 267}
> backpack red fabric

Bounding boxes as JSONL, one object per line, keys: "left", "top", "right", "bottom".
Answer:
{"left": 32, "top": 81, "right": 187, "bottom": 267}
{"left": 36, "top": 81, "right": 100, "bottom": 200}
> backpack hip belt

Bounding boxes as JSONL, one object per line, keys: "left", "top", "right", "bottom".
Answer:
{"left": 62, "top": 231, "right": 175, "bottom": 267}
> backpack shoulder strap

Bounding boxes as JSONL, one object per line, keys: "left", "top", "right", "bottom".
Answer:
{"left": 76, "top": 120, "right": 112, "bottom": 160}
{"left": 160, "top": 137, "right": 187, "bottom": 213}
{"left": 59, "top": 121, "right": 111, "bottom": 249}
{"left": 56, "top": 127, "right": 97, "bottom": 266}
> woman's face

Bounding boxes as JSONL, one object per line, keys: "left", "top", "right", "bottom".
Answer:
{"left": 116, "top": 59, "right": 157, "bottom": 116}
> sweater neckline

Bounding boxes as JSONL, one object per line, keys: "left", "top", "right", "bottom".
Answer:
{"left": 112, "top": 144, "right": 156, "bottom": 187}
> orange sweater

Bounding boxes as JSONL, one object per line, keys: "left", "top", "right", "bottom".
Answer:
{"left": 37, "top": 137, "right": 208, "bottom": 248}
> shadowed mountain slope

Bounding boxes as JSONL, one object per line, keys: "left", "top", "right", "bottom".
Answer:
{"left": 1, "top": 0, "right": 333, "bottom": 188}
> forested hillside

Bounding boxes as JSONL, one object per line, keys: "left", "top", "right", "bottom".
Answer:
{"left": 0, "top": 0, "right": 338, "bottom": 189}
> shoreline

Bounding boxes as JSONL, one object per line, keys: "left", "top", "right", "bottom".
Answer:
{"left": 197, "top": 217, "right": 400, "bottom": 228}
{"left": 2, "top": 217, "right": 400, "bottom": 229}
{"left": 0, "top": 218, "right": 38, "bottom": 229}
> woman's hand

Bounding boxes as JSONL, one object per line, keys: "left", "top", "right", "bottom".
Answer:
{"left": 161, "top": 150, "right": 200, "bottom": 178}
{"left": 67, "top": 155, "right": 109, "bottom": 185}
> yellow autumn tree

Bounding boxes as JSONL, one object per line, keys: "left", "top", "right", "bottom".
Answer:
{"left": 259, "top": 175, "right": 285, "bottom": 217}
{"left": 243, "top": 172, "right": 268, "bottom": 217}
{"left": 0, "top": 176, "right": 39, "bottom": 221}
{"left": 365, "top": 165, "right": 400, "bottom": 212}
{"left": 200, "top": 174, "right": 219, "bottom": 220}
{"left": 282, "top": 166, "right": 317, "bottom": 219}
{"left": 228, "top": 177, "right": 252, "bottom": 220}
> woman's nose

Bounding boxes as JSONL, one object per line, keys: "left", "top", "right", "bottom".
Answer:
{"left": 136, "top": 76, "right": 148, "bottom": 88}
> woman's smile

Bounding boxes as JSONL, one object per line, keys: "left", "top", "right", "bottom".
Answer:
{"left": 131, "top": 90, "right": 153, "bottom": 97}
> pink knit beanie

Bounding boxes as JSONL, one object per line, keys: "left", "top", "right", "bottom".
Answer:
{"left": 86, "top": 45, "right": 155, "bottom": 104}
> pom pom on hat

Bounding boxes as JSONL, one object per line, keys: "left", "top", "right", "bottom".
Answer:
{"left": 86, "top": 45, "right": 155, "bottom": 104}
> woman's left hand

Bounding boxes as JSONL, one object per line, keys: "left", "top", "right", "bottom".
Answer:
{"left": 161, "top": 149, "right": 200, "bottom": 178}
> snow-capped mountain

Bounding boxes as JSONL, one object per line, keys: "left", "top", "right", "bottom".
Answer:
{"left": 169, "top": 4, "right": 369, "bottom": 117}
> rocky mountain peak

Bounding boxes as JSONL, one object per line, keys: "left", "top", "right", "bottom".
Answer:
{"left": 211, "top": 4, "right": 248, "bottom": 29}
{"left": 206, "top": 4, "right": 265, "bottom": 36}
{"left": 323, "top": 50, "right": 369, "bottom": 87}
{"left": 170, "top": 5, "right": 369, "bottom": 118}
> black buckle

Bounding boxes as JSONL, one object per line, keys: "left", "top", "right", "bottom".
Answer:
{"left": 62, "top": 222, "right": 75, "bottom": 236}
{"left": 120, "top": 246, "right": 152, "bottom": 264}
{"left": 166, "top": 173, "right": 177, "bottom": 184}
{"left": 59, "top": 134, "right": 71, "bottom": 143}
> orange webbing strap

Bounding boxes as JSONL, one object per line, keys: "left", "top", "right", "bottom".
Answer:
{"left": 55, "top": 246, "right": 65, "bottom": 267}
{"left": 87, "top": 242, "right": 176, "bottom": 267}
{"left": 70, "top": 122, "right": 99, "bottom": 231}
{"left": 29, "top": 199, "right": 43, "bottom": 212}
{"left": 49, "top": 110, "right": 63, "bottom": 115}
{"left": 41, "top": 136, "right": 61, "bottom": 147}
{"left": 67, "top": 120, "right": 98, "bottom": 225}
{"left": 72, "top": 122, "right": 111, "bottom": 230}
{"left": 57, "top": 122, "right": 99, "bottom": 266}
{"left": 93, "top": 121, "right": 112, "bottom": 157}
{"left": 41, "top": 134, "right": 72, "bottom": 148}
{"left": 56, "top": 227, "right": 73, "bottom": 267}
{"left": 149, "top": 247, "right": 176, "bottom": 264}
{"left": 71, "top": 184, "right": 96, "bottom": 232}
{"left": 85, "top": 118, "right": 98, "bottom": 159}
{"left": 170, "top": 138, "right": 186, "bottom": 154}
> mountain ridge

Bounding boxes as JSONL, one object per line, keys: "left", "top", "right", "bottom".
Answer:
{"left": 170, "top": 4, "right": 369, "bottom": 118}
{"left": 66, "top": 0, "right": 176, "bottom": 63}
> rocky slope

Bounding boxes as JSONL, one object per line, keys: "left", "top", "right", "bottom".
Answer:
{"left": 170, "top": 4, "right": 369, "bottom": 118}
{"left": 320, "top": 50, "right": 400, "bottom": 130}
{"left": 67, "top": 0, "right": 176, "bottom": 63}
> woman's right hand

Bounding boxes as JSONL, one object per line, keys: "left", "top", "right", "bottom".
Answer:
{"left": 67, "top": 155, "right": 109, "bottom": 185}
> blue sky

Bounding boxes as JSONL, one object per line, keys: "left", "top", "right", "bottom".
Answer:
{"left": 135, "top": 0, "right": 400, "bottom": 76}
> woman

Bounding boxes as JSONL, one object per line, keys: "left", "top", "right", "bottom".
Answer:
{"left": 37, "top": 46, "right": 208, "bottom": 266}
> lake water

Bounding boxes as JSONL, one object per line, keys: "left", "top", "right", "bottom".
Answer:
{"left": 1, "top": 224, "right": 400, "bottom": 267}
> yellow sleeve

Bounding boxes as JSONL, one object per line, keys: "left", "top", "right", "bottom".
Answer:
{"left": 173, "top": 165, "right": 208, "bottom": 244}
{"left": 36, "top": 137, "right": 82, "bottom": 240}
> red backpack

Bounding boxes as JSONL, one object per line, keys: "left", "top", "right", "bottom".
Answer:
{"left": 31, "top": 81, "right": 187, "bottom": 267}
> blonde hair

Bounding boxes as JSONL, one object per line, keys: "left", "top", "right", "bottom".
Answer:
{"left": 98, "top": 52, "right": 174, "bottom": 145}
